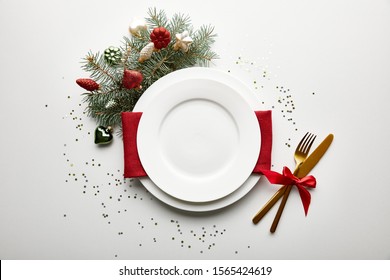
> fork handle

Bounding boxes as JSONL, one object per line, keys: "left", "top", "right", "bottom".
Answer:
{"left": 270, "top": 185, "right": 293, "bottom": 233}
{"left": 252, "top": 186, "right": 287, "bottom": 224}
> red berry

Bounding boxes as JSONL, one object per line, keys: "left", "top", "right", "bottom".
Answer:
{"left": 150, "top": 27, "right": 171, "bottom": 49}
{"left": 76, "top": 78, "right": 99, "bottom": 91}
{"left": 122, "top": 70, "right": 143, "bottom": 89}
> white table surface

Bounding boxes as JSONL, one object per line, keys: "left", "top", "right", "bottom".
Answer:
{"left": 1, "top": 0, "right": 389, "bottom": 260}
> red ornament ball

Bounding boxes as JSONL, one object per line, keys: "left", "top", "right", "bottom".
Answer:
{"left": 122, "top": 70, "right": 143, "bottom": 89}
{"left": 150, "top": 27, "right": 171, "bottom": 49}
{"left": 76, "top": 78, "right": 99, "bottom": 91}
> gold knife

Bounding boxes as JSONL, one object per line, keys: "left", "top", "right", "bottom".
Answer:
{"left": 252, "top": 133, "right": 334, "bottom": 224}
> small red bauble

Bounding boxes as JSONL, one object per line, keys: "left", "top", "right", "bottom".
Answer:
{"left": 76, "top": 78, "right": 100, "bottom": 91}
{"left": 122, "top": 70, "right": 143, "bottom": 89}
{"left": 150, "top": 27, "right": 171, "bottom": 49}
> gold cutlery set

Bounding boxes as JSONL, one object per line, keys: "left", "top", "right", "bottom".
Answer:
{"left": 252, "top": 133, "right": 334, "bottom": 233}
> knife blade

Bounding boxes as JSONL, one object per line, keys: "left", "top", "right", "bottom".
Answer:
{"left": 296, "top": 133, "right": 333, "bottom": 177}
{"left": 252, "top": 133, "right": 334, "bottom": 224}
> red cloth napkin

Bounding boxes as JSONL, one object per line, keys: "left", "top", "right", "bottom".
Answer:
{"left": 121, "top": 111, "right": 272, "bottom": 178}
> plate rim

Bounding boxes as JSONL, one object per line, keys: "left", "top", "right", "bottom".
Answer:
{"left": 134, "top": 67, "right": 263, "bottom": 212}
{"left": 137, "top": 78, "right": 260, "bottom": 202}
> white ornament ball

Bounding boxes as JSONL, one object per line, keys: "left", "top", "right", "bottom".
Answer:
{"left": 129, "top": 17, "right": 147, "bottom": 36}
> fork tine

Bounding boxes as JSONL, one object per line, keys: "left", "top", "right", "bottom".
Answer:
{"left": 296, "top": 132, "right": 309, "bottom": 153}
{"left": 304, "top": 134, "right": 316, "bottom": 154}
{"left": 300, "top": 133, "right": 315, "bottom": 154}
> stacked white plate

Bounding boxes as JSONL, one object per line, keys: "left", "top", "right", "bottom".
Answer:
{"left": 134, "top": 67, "right": 262, "bottom": 211}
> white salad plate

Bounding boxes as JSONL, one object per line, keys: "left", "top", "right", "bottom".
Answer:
{"left": 134, "top": 67, "right": 263, "bottom": 211}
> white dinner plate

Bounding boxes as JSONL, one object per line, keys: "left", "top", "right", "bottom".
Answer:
{"left": 137, "top": 77, "right": 260, "bottom": 202}
{"left": 134, "top": 67, "right": 263, "bottom": 211}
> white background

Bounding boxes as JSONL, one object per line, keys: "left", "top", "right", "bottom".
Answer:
{"left": 1, "top": 0, "right": 389, "bottom": 259}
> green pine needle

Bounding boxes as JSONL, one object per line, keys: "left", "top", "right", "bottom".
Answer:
{"left": 79, "top": 8, "right": 218, "bottom": 129}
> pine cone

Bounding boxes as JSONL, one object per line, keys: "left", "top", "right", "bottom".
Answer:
{"left": 76, "top": 78, "right": 99, "bottom": 91}
{"left": 150, "top": 27, "right": 171, "bottom": 49}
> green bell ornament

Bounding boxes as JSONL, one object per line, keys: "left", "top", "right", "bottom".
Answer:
{"left": 104, "top": 46, "right": 121, "bottom": 65}
{"left": 94, "top": 126, "right": 113, "bottom": 145}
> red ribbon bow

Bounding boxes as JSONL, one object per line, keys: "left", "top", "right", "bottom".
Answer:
{"left": 260, "top": 167, "right": 316, "bottom": 215}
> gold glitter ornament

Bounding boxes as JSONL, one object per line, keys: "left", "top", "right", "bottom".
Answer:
{"left": 129, "top": 17, "right": 147, "bottom": 36}
{"left": 173, "top": 31, "right": 193, "bottom": 52}
{"left": 138, "top": 42, "right": 155, "bottom": 63}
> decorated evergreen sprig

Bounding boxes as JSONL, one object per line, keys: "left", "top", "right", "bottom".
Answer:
{"left": 77, "top": 8, "right": 218, "bottom": 133}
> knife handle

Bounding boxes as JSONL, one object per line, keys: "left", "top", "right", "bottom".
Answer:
{"left": 270, "top": 185, "right": 292, "bottom": 233}
{"left": 252, "top": 186, "right": 287, "bottom": 224}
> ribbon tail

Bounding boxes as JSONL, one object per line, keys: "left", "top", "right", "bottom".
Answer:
{"left": 260, "top": 169, "right": 295, "bottom": 186}
{"left": 296, "top": 186, "right": 312, "bottom": 216}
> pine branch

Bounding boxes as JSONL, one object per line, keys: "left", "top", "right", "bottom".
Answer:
{"left": 168, "top": 13, "right": 191, "bottom": 34}
{"left": 82, "top": 52, "right": 119, "bottom": 85}
{"left": 120, "top": 41, "right": 133, "bottom": 67}
{"left": 146, "top": 7, "right": 168, "bottom": 28}
{"left": 78, "top": 8, "right": 217, "bottom": 130}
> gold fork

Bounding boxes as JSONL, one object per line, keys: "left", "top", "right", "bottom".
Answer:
{"left": 252, "top": 132, "right": 316, "bottom": 225}
{"left": 270, "top": 132, "right": 316, "bottom": 232}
